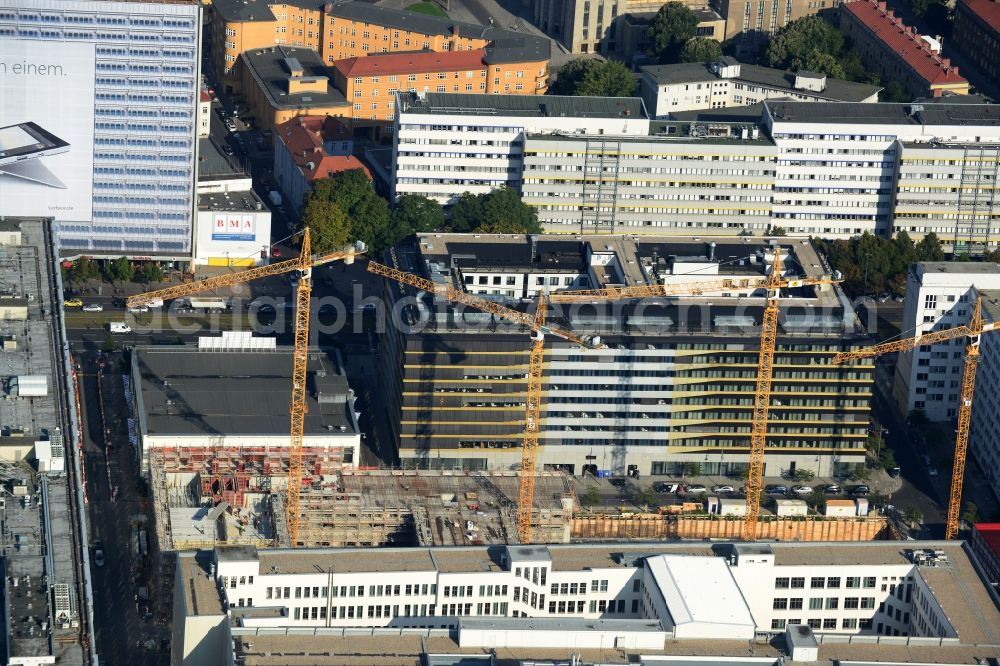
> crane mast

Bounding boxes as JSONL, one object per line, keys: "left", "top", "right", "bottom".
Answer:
{"left": 834, "top": 296, "right": 999, "bottom": 540}
{"left": 127, "top": 229, "right": 362, "bottom": 547}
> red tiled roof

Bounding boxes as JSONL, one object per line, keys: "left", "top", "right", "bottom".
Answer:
{"left": 976, "top": 523, "right": 1000, "bottom": 559}
{"left": 960, "top": 0, "right": 1000, "bottom": 35}
{"left": 332, "top": 49, "right": 487, "bottom": 78}
{"left": 275, "top": 115, "right": 370, "bottom": 184}
{"left": 200, "top": 89, "right": 213, "bottom": 103}
{"left": 844, "top": 0, "right": 968, "bottom": 86}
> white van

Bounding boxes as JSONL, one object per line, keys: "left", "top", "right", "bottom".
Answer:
{"left": 109, "top": 322, "right": 132, "bottom": 334}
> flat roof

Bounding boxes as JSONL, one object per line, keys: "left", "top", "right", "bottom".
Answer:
{"left": 399, "top": 91, "right": 647, "bottom": 119}
{"left": 198, "top": 190, "right": 266, "bottom": 212}
{"left": 240, "top": 46, "right": 349, "bottom": 111}
{"left": 135, "top": 347, "right": 357, "bottom": 437}
{"left": 198, "top": 137, "right": 247, "bottom": 179}
{"left": 766, "top": 100, "right": 1000, "bottom": 126}
{"left": 641, "top": 62, "right": 881, "bottom": 102}
{"left": 646, "top": 555, "right": 755, "bottom": 630}
{"left": 918, "top": 261, "right": 1000, "bottom": 274}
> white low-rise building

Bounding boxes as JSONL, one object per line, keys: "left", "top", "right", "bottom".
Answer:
{"left": 892, "top": 262, "right": 1000, "bottom": 421}
{"left": 640, "top": 57, "right": 881, "bottom": 118}
{"left": 172, "top": 540, "right": 1000, "bottom": 665}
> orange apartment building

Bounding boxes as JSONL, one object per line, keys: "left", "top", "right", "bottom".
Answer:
{"left": 331, "top": 49, "right": 548, "bottom": 127}
{"left": 211, "top": 0, "right": 549, "bottom": 95}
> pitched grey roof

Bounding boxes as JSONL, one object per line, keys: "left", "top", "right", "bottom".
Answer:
{"left": 641, "top": 61, "right": 882, "bottom": 103}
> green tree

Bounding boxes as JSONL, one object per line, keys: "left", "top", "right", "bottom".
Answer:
{"left": 880, "top": 80, "right": 911, "bottom": 103}
{"left": 961, "top": 501, "right": 979, "bottom": 525}
{"left": 304, "top": 169, "right": 392, "bottom": 253}
{"left": 301, "top": 200, "right": 352, "bottom": 254}
{"left": 768, "top": 225, "right": 788, "bottom": 237}
{"left": 648, "top": 2, "right": 699, "bottom": 63}
{"left": 392, "top": 194, "right": 444, "bottom": 237}
{"left": 849, "top": 465, "right": 870, "bottom": 482}
{"left": 448, "top": 192, "right": 482, "bottom": 232}
{"left": 107, "top": 257, "right": 134, "bottom": 285}
{"left": 916, "top": 232, "right": 945, "bottom": 261}
{"left": 139, "top": 262, "right": 164, "bottom": 285}
{"left": 73, "top": 257, "right": 100, "bottom": 283}
{"left": 680, "top": 37, "right": 722, "bottom": 63}
{"left": 634, "top": 486, "right": 658, "bottom": 509}
{"left": 807, "top": 488, "right": 826, "bottom": 510}
{"left": 766, "top": 15, "right": 845, "bottom": 70}
{"left": 903, "top": 507, "right": 923, "bottom": 526}
{"left": 681, "top": 462, "right": 702, "bottom": 478}
{"left": 580, "top": 485, "right": 602, "bottom": 508}
{"left": 878, "top": 447, "right": 897, "bottom": 472}
{"left": 792, "top": 49, "right": 846, "bottom": 79}
{"left": 550, "top": 58, "right": 636, "bottom": 96}
{"left": 479, "top": 187, "right": 542, "bottom": 234}
{"left": 793, "top": 468, "right": 815, "bottom": 482}
{"left": 100, "top": 334, "right": 117, "bottom": 353}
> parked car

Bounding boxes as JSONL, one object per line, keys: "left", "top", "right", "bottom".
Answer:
{"left": 765, "top": 484, "right": 789, "bottom": 495}
{"left": 888, "top": 466, "right": 901, "bottom": 478}
{"left": 608, "top": 477, "right": 627, "bottom": 488}
{"left": 93, "top": 541, "right": 105, "bottom": 567}
{"left": 127, "top": 305, "right": 149, "bottom": 313}
{"left": 653, "top": 482, "right": 679, "bottom": 494}
{"left": 82, "top": 304, "right": 104, "bottom": 312}
{"left": 850, "top": 485, "right": 870, "bottom": 496}
{"left": 790, "top": 485, "right": 813, "bottom": 496}
{"left": 928, "top": 466, "right": 939, "bottom": 477}
{"left": 685, "top": 484, "right": 708, "bottom": 494}
{"left": 823, "top": 484, "right": 842, "bottom": 495}
{"left": 712, "top": 485, "right": 735, "bottom": 494}
{"left": 63, "top": 298, "right": 83, "bottom": 307}
{"left": 271, "top": 247, "right": 281, "bottom": 258}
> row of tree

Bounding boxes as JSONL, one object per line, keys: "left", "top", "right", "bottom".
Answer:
{"left": 812, "top": 231, "right": 945, "bottom": 297}
{"left": 301, "top": 169, "right": 542, "bottom": 254}
{"left": 63, "top": 256, "right": 164, "bottom": 287}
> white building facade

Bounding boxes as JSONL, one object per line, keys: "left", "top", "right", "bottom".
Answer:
{"left": 201, "top": 542, "right": 959, "bottom": 641}
{"left": 394, "top": 95, "right": 1000, "bottom": 246}
{"left": 967, "top": 294, "right": 1000, "bottom": 499}
{"left": 640, "top": 59, "right": 880, "bottom": 118}
{"left": 892, "top": 262, "right": 1000, "bottom": 421}
{"left": 0, "top": 0, "right": 201, "bottom": 259}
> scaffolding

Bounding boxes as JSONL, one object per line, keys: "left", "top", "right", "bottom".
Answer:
{"left": 274, "top": 470, "right": 576, "bottom": 548}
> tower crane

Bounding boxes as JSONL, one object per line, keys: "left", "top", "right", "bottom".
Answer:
{"left": 832, "top": 296, "right": 999, "bottom": 539}
{"left": 366, "top": 260, "right": 601, "bottom": 543}
{"left": 741, "top": 247, "right": 842, "bottom": 541}
{"left": 368, "top": 260, "right": 781, "bottom": 542}
{"left": 127, "top": 230, "right": 363, "bottom": 546}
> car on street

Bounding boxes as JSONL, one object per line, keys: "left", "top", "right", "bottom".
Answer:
{"left": 608, "top": 477, "right": 627, "bottom": 488}
{"left": 82, "top": 304, "right": 103, "bottom": 312}
{"left": 653, "top": 482, "right": 679, "bottom": 493}
{"left": 888, "top": 465, "right": 901, "bottom": 478}
{"left": 222, "top": 144, "right": 234, "bottom": 155}
{"left": 712, "top": 485, "right": 735, "bottom": 494}
{"left": 63, "top": 298, "right": 83, "bottom": 307}
{"left": 823, "top": 484, "right": 842, "bottom": 495}
{"left": 685, "top": 484, "right": 708, "bottom": 494}
{"left": 765, "top": 484, "right": 788, "bottom": 495}
{"left": 127, "top": 305, "right": 149, "bottom": 313}
{"left": 271, "top": 247, "right": 281, "bottom": 258}
{"left": 790, "top": 485, "right": 813, "bottom": 495}
{"left": 225, "top": 120, "right": 237, "bottom": 132}
{"left": 928, "top": 466, "right": 939, "bottom": 476}
{"left": 93, "top": 541, "right": 105, "bottom": 567}
{"left": 850, "top": 484, "right": 870, "bottom": 496}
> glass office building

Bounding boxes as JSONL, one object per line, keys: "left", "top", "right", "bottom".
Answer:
{"left": 0, "top": 0, "right": 200, "bottom": 258}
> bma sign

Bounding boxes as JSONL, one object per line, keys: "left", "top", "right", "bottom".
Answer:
{"left": 212, "top": 214, "right": 256, "bottom": 241}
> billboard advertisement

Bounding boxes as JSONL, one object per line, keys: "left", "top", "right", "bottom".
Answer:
{"left": 0, "top": 40, "right": 95, "bottom": 220}
{"left": 212, "top": 213, "right": 257, "bottom": 241}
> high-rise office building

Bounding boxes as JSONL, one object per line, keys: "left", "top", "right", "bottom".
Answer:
{"left": 377, "top": 233, "right": 872, "bottom": 477}
{"left": 0, "top": 0, "right": 201, "bottom": 258}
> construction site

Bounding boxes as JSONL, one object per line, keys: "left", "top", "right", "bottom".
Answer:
{"left": 150, "top": 463, "right": 577, "bottom": 550}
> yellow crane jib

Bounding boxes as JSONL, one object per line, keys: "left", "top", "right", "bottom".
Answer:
{"left": 127, "top": 229, "right": 363, "bottom": 547}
